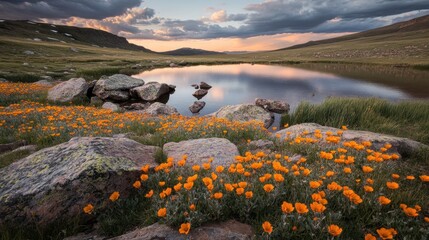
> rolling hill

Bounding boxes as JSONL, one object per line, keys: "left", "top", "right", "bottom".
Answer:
{"left": 277, "top": 14, "right": 429, "bottom": 51}
{"left": 160, "top": 47, "right": 224, "bottom": 56}
{"left": 0, "top": 19, "right": 152, "bottom": 52}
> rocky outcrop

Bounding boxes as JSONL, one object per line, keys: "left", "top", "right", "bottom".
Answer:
{"left": 65, "top": 220, "right": 253, "bottom": 240}
{"left": 131, "top": 82, "right": 170, "bottom": 101}
{"left": 164, "top": 138, "right": 239, "bottom": 167}
{"left": 189, "top": 101, "right": 206, "bottom": 114}
{"left": 112, "top": 220, "right": 253, "bottom": 240}
{"left": 140, "top": 102, "right": 178, "bottom": 115}
{"left": 255, "top": 98, "right": 290, "bottom": 114}
{"left": 47, "top": 78, "right": 89, "bottom": 102}
{"left": 0, "top": 137, "right": 160, "bottom": 227}
{"left": 275, "top": 123, "right": 427, "bottom": 157}
{"left": 93, "top": 74, "right": 144, "bottom": 101}
{"left": 211, "top": 104, "right": 274, "bottom": 128}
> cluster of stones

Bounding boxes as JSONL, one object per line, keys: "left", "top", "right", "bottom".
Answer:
{"left": 189, "top": 82, "right": 212, "bottom": 114}
{"left": 47, "top": 74, "right": 179, "bottom": 115}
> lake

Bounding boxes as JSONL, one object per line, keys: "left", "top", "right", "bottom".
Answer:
{"left": 132, "top": 64, "right": 429, "bottom": 126}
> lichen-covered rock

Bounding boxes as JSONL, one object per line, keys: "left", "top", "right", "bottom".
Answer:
{"left": 211, "top": 104, "right": 274, "bottom": 128}
{"left": 189, "top": 101, "right": 206, "bottom": 113}
{"left": 131, "top": 82, "right": 170, "bottom": 101}
{"left": 111, "top": 220, "right": 253, "bottom": 240}
{"left": 142, "top": 102, "right": 178, "bottom": 115}
{"left": 47, "top": 78, "right": 89, "bottom": 102}
{"left": 0, "top": 137, "right": 160, "bottom": 227}
{"left": 164, "top": 138, "right": 239, "bottom": 167}
{"left": 255, "top": 98, "right": 290, "bottom": 114}
{"left": 93, "top": 74, "right": 144, "bottom": 101}
{"left": 275, "top": 123, "right": 427, "bottom": 157}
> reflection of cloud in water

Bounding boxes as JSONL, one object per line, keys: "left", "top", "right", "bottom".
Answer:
{"left": 133, "top": 64, "right": 410, "bottom": 124}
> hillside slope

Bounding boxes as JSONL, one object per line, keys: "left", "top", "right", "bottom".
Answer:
{"left": 0, "top": 19, "right": 152, "bottom": 52}
{"left": 278, "top": 14, "right": 429, "bottom": 51}
{"left": 160, "top": 47, "right": 224, "bottom": 56}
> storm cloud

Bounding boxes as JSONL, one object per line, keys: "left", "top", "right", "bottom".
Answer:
{"left": 0, "top": 0, "right": 142, "bottom": 20}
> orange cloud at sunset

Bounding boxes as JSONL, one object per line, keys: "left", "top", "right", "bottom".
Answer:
{"left": 129, "top": 32, "right": 353, "bottom": 52}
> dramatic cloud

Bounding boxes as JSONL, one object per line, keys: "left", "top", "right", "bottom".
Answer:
{"left": 0, "top": 0, "right": 142, "bottom": 20}
{"left": 207, "top": 10, "right": 248, "bottom": 23}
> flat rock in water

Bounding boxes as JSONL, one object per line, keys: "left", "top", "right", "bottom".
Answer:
{"left": 255, "top": 98, "right": 290, "bottom": 114}
{"left": 132, "top": 82, "right": 171, "bottom": 101}
{"left": 192, "top": 89, "right": 208, "bottom": 99}
{"left": 47, "top": 77, "right": 88, "bottom": 102}
{"left": 0, "top": 137, "right": 160, "bottom": 227}
{"left": 189, "top": 101, "right": 206, "bottom": 114}
{"left": 275, "top": 123, "right": 427, "bottom": 157}
{"left": 211, "top": 104, "right": 274, "bottom": 128}
{"left": 164, "top": 138, "right": 239, "bottom": 167}
{"left": 199, "top": 81, "right": 212, "bottom": 90}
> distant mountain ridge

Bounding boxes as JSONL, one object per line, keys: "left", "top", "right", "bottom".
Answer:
{"left": 160, "top": 47, "right": 224, "bottom": 56}
{"left": 0, "top": 19, "right": 152, "bottom": 52}
{"left": 278, "top": 14, "right": 429, "bottom": 51}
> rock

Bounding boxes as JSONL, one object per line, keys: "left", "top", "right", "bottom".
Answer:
{"left": 275, "top": 123, "right": 427, "bottom": 157}
{"left": 63, "top": 232, "right": 103, "bottom": 240}
{"left": 23, "top": 50, "right": 34, "bottom": 55}
{"left": 164, "top": 138, "right": 239, "bottom": 167}
{"left": 39, "top": 75, "right": 53, "bottom": 81}
{"left": 0, "top": 140, "right": 27, "bottom": 154}
{"left": 0, "top": 137, "right": 160, "bottom": 227}
{"left": 22, "top": 62, "right": 29, "bottom": 66}
{"left": 124, "top": 102, "right": 150, "bottom": 111}
{"left": 191, "top": 84, "right": 199, "bottom": 89}
{"left": 90, "top": 96, "right": 103, "bottom": 106}
{"left": 33, "top": 80, "right": 53, "bottom": 87}
{"left": 141, "top": 102, "right": 178, "bottom": 115}
{"left": 102, "top": 102, "right": 120, "bottom": 112}
{"left": 248, "top": 140, "right": 274, "bottom": 150}
{"left": 255, "top": 98, "right": 290, "bottom": 114}
{"left": 168, "top": 84, "right": 176, "bottom": 90}
{"left": 0, "top": 78, "right": 7, "bottom": 82}
{"left": 113, "top": 132, "right": 136, "bottom": 139}
{"left": 93, "top": 74, "right": 145, "bottom": 101}
{"left": 211, "top": 104, "right": 274, "bottom": 128}
{"left": 169, "top": 63, "right": 177, "bottom": 67}
{"left": 131, "top": 82, "right": 171, "bottom": 101}
{"left": 47, "top": 78, "right": 89, "bottom": 103}
{"left": 70, "top": 47, "right": 79, "bottom": 53}
{"left": 110, "top": 220, "right": 253, "bottom": 240}
{"left": 193, "top": 89, "right": 208, "bottom": 99}
{"left": 189, "top": 101, "right": 206, "bottom": 114}
{"left": 33, "top": 38, "right": 41, "bottom": 41}
{"left": 200, "top": 81, "right": 212, "bottom": 90}
{"left": 131, "top": 64, "right": 142, "bottom": 69}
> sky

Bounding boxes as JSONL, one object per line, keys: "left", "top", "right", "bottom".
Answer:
{"left": 1, "top": 0, "right": 429, "bottom": 52}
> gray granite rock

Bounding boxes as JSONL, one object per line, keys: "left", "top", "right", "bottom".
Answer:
{"left": 47, "top": 78, "right": 89, "bottom": 102}
{"left": 255, "top": 98, "right": 290, "bottom": 114}
{"left": 0, "top": 137, "right": 160, "bottom": 227}
{"left": 211, "top": 104, "right": 274, "bottom": 128}
{"left": 131, "top": 82, "right": 171, "bottom": 101}
{"left": 164, "top": 138, "right": 239, "bottom": 167}
{"left": 141, "top": 102, "right": 178, "bottom": 115}
{"left": 189, "top": 101, "right": 206, "bottom": 114}
{"left": 102, "top": 102, "right": 120, "bottom": 112}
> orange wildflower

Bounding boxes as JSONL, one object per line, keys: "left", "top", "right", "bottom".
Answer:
{"left": 184, "top": 182, "right": 194, "bottom": 191}
{"left": 262, "top": 221, "right": 273, "bottom": 234}
{"left": 109, "top": 191, "right": 120, "bottom": 202}
{"left": 281, "top": 201, "right": 294, "bottom": 214}
{"left": 245, "top": 191, "right": 253, "bottom": 199}
{"left": 376, "top": 228, "right": 397, "bottom": 240}
{"left": 378, "top": 196, "right": 391, "bottom": 205}
{"left": 328, "top": 224, "right": 342, "bottom": 237}
{"left": 83, "top": 204, "right": 94, "bottom": 214}
{"left": 213, "top": 192, "right": 223, "bottom": 199}
{"left": 179, "top": 223, "right": 191, "bottom": 235}
{"left": 386, "top": 181, "right": 399, "bottom": 190}
{"left": 310, "top": 202, "right": 326, "bottom": 213}
{"left": 295, "top": 203, "right": 308, "bottom": 214}
{"left": 157, "top": 208, "right": 167, "bottom": 217}
{"left": 145, "top": 190, "right": 154, "bottom": 198}
{"left": 263, "top": 184, "right": 275, "bottom": 192}
{"left": 133, "top": 180, "right": 141, "bottom": 189}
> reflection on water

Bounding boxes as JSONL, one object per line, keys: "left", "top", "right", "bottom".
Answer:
{"left": 133, "top": 64, "right": 413, "bottom": 120}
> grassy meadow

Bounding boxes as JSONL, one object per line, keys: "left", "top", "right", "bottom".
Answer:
{"left": 1, "top": 25, "right": 429, "bottom": 239}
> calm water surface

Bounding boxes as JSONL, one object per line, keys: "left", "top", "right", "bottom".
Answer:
{"left": 133, "top": 64, "right": 423, "bottom": 120}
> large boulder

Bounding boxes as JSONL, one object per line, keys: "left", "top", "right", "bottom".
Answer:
{"left": 211, "top": 104, "right": 274, "bottom": 128}
{"left": 47, "top": 78, "right": 89, "bottom": 102}
{"left": 131, "top": 82, "right": 170, "bottom": 101}
{"left": 93, "top": 74, "right": 145, "bottom": 101}
{"left": 141, "top": 102, "right": 178, "bottom": 115}
{"left": 102, "top": 102, "right": 121, "bottom": 112}
{"left": 275, "top": 123, "right": 427, "bottom": 157}
{"left": 164, "top": 138, "right": 239, "bottom": 167}
{"left": 0, "top": 137, "right": 160, "bottom": 227}
{"left": 255, "top": 98, "right": 290, "bottom": 114}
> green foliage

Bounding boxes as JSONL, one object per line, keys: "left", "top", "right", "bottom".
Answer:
{"left": 282, "top": 98, "right": 429, "bottom": 144}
